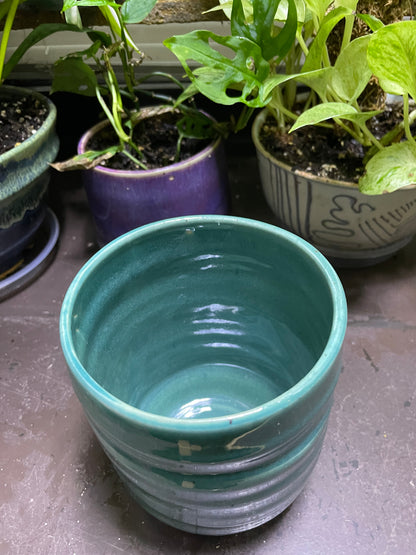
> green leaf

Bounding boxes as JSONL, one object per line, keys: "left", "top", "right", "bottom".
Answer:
{"left": 62, "top": 1, "right": 119, "bottom": 9}
{"left": 258, "top": 67, "right": 331, "bottom": 103}
{"left": 0, "top": 0, "right": 25, "bottom": 23}
{"left": 356, "top": 13, "right": 384, "bottom": 32}
{"left": 87, "top": 30, "right": 112, "bottom": 48}
{"left": 334, "top": 0, "right": 358, "bottom": 10}
{"left": 290, "top": 102, "right": 379, "bottom": 131}
{"left": 204, "top": 0, "right": 234, "bottom": 20}
{"left": 331, "top": 35, "right": 372, "bottom": 102}
{"left": 367, "top": 20, "right": 416, "bottom": 100}
{"left": 3, "top": 22, "right": 82, "bottom": 80}
{"left": 290, "top": 102, "right": 358, "bottom": 130}
{"left": 302, "top": 6, "right": 351, "bottom": 72}
{"left": 51, "top": 57, "right": 98, "bottom": 96}
{"left": 359, "top": 142, "right": 416, "bottom": 194}
{"left": 175, "top": 82, "right": 200, "bottom": 105}
{"left": 120, "top": 0, "right": 158, "bottom": 24}
{"left": 230, "top": 0, "right": 247, "bottom": 36}
{"left": 260, "top": 71, "right": 306, "bottom": 102}
{"left": 177, "top": 111, "right": 218, "bottom": 140}
{"left": 296, "top": 67, "right": 332, "bottom": 101}
{"left": 276, "top": 0, "right": 305, "bottom": 24}
{"left": 230, "top": 0, "right": 298, "bottom": 62}
{"left": 272, "top": 0, "right": 298, "bottom": 62}
{"left": 164, "top": 31, "right": 270, "bottom": 107}
{"left": 303, "top": 0, "right": 333, "bottom": 22}
{"left": 68, "top": 38, "right": 102, "bottom": 59}
{"left": 64, "top": 6, "right": 82, "bottom": 27}
{"left": 51, "top": 147, "right": 119, "bottom": 171}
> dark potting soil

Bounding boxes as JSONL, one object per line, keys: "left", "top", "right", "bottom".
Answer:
{"left": 0, "top": 95, "right": 48, "bottom": 156}
{"left": 88, "top": 111, "right": 211, "bottom": 170}
{"left": 259, "top": 104, "right": 408, "bottom": 183}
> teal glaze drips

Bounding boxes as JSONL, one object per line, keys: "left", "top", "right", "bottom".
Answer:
{"left": 0, "top": 86, "right": 59, "bottom": 223}
{"left": 0, "top": 86, "right": 59, "bottom": 272}
{"left": 60, "top": 216, "right": 347, "bottom": 535}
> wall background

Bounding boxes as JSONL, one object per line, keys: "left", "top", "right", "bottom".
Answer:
{"left": 4, "top": 0, "right": 229, "bottom": 86}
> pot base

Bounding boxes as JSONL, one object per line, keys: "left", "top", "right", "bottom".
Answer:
{"left": 321, "top": 235, "right": 414, "bottom": 268}
{"left": 0, "top": 208, "right": 59, "bottom": 300}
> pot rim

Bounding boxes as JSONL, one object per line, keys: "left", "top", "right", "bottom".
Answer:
{"left": 77, "top": 105, "right": 222, "bottom": 177}
{"left": 251, "top": 107, "right": 416, "bottom": 192}
{"left": 0, "top": 85, "right": 57, "bottom": 165}
{"left": 60, "top": 215, "right": 347, "bottom": 434}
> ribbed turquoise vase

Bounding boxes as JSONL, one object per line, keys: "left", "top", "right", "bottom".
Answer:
{"left": 60, "top": 216, "right": 347, "bottom": 535}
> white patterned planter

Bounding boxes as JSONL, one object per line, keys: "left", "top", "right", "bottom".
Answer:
{"left": 252, "top": 109, "right": 416, "bottom": 266}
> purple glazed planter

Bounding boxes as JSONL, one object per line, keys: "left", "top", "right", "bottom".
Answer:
{"left": 78, "top": 109, "right": 229, "bottom": 246}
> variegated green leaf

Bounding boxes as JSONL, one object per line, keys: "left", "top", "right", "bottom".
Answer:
{"left": 290, "top": 102, "right": 379, "bottom": 131}
{"left": 367, "top": 20, "right": 416, "bottom": 100}
{"left": 331, "top": 35, "right": 371, "bottom": 102}
{"left": 359, "top": 142, "right": 416, "bottom": 194}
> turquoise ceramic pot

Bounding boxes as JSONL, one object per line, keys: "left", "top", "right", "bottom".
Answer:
{"left": 0, "top": 86, "right": 59, "bottom": 273}
{"left": 60, "top": 216, "right": 347, "bottom": 535}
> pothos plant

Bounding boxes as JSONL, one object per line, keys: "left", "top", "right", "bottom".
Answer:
{"left": 51, "top": 0, "right": 225, "bottom": 171}
{"left": 164, "top": 0, "right": 416, "bottom": 195}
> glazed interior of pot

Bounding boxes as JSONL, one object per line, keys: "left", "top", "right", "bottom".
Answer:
{"left": 68, "top": 218, "right": 336, "bottom": 419}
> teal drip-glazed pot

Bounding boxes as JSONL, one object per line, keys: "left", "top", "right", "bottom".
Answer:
{"left": 0, "top": 86, "right": 59, "bottom": 273}
{"left": 60, "top": 216, "right": 347, "bottom": 535}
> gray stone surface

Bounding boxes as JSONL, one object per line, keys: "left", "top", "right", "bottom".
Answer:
{"left": 1, "top": 139, "right": 416, "bottom": 554}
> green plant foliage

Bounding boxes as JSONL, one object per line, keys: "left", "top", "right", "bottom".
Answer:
{"left": 0, "top": 0, "right": 80, "bottom": 82}
{"left": 51, "top": 56, "right": 98, "bottom": 97}
{"left": 62, "top": 1, "right": 119, "bottom": 8}
{"left": 165, "top": 31, "right": 271, "bottom": 107}
{"left": 164, "top": 0, "right": 297, "bottom": 110}
{"left": 290, "top": 103, "right": 380, "bottom": 131}
{"left": 49, "top": 0, "right": 223, "bottom": 170}
{"left": 2, "top": 22, "right": 82, "bottom": 81}
{"left": 331, "top": 35, "right": 371, "bottom": 103}
{"left": 120, "top": 0, "right": 158, "bottom": 23}
{"left": 360, "top": 142, "right": 416, "bottom": 194}
{"left": 301, "top": 7, "right": 349, "bottom": 72}
{"left": 230, "top": 0, "right": 297, "bottom": 62}
{"left": 367, "top": 21, "right": 416, "bottom": 100}
{"left": 166, "top": 0, "right": 416, "bottom": 195}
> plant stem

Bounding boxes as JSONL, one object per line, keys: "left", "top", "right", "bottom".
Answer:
{"left": 330, "top": 117, "right": 362, "bottom": 143}
{"left": 273, "top": 99, "right": 300, "bottom": 126}
{"left": 136, "top": 71, "right": 186, "bottom": 92}
{"left": 403, "top": 94, "right": 416, "bottom": 146}
{"left": 233, "top": 105, "right": 255, "bottom": 133}
{"left": 379, "top": 108, "right": 416, "bottom": 146}
{"left": 360, "top": 124, "right": 384, "bottom": 151}
{"left": 0, "top": 0, "right": 21, "bottom": 82}
{"left": 174, "top": 134, "right": 184, "bottom": 163}
{"left": 296, "top": 31, "right": 309, "bottom": 58}
{"left": 341, "top": 13, "right": 354, "bottom": 52}
{"left": 95, "top": 85, "right": 129, "bottom": 144}
{"left": 122, "top": 148, "right": 147, "bottom": 170}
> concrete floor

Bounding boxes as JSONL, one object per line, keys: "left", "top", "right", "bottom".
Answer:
{"left": 1, "top": 133, "right": 416, "bottom": 554}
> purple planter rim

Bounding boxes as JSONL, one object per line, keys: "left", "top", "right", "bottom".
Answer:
{"left": 78, "top": 110, "right": 222, "bottom": 178}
